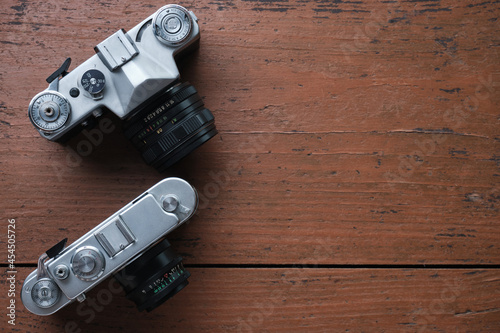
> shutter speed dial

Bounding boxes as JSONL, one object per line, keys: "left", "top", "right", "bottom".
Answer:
{"left": 71, "top": 246, "right": 105, "bottom": 281}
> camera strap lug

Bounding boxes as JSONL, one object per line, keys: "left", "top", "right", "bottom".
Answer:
{"left": 76, "top": 293, "right": 86, "bottom": 303}
{"left": 36, "top": 238, "right": 68, "bottom": 280}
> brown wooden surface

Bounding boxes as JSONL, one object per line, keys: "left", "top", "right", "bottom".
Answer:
{"left": 1, "top": 268, "right": 500, "bottom": 332}
{"left": 0, "top": 0, "right": 499, "bottom": 331}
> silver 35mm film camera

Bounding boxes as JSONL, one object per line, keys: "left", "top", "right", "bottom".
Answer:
{"left": 28, "top": 4, "right": 217, "bottom": 171}
{"left": 22, "top": 178, "right": 198, "bottom": 315}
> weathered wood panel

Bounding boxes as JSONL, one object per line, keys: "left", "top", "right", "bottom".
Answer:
{"left": 0, "top": 0, "right": 498, "bottom": 331}
{"left": 0, "top": 0, "right": 498, "bottom": 265}
{"left": 2, "top": 132, "right": 498, "bottom": 264}
{"left": 2, "top": 268, "right": 500, "bottom": 332}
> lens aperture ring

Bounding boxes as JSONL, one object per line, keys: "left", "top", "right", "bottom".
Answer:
{"left": 123, "top": 81, "right": 218, "bottom": 171}
{"left": 124, "top": 83, "right": 198, "bottom": 139}
{"left": 155, "top": 124, "right": 218, "bottom": 172}
{"left": 127, "top": 260, "right": 190, "bottom": 312}
{"left": 113, "top": 239, "right": 191, "bottom": 312}
{"left": 131, "top": 97, "right": 204, "bottom": 149}
{"left": 142, "top": 108, "right": 214, "bottom": 165}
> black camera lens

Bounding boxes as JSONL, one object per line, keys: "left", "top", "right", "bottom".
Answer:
{"left": 113, "top": 239, "right": 190, "bottom": 312}
{"left": 123, "top": 82, "right": 217, "bottom": 172}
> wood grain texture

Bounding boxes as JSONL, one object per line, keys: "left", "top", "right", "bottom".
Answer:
{"left": 2, "top": 268, "right": 500, "bottom": 332}
{"left": 0, "top": 0, "right": 499, "bottom": 331}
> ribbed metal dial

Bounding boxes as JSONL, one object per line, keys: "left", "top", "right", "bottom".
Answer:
{"left": 71, "top": 246, "right": 105, "bottom": 281}
{"left": 28, "top": 91, "right": 71, "bottom": 132}
{"left": 153, "top": 5, "right": 193, "bottom": 46}
{"left": 31, "top": 278, "right": 60, "bottom": 308}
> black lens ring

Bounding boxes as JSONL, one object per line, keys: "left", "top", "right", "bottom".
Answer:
{"left": 114, "top": 240, "right": 176, "bottom": 290}
{"left": 130, "top": 93, "right": 203, "bottom": 146}
{"left": 125, "top": 254, "right": 182, "bottom": 300}
{"left": 113, "top": 239, "right": 190, "bottom": 312}
{"left": 127, "top": 90, "right": 202, "bottom": 143}
{"left": 123, "top": 81, "right": 217, "bottom": 171}
{"left": 155, "top": 124, "right": 218, "bottom": 172}
{"left": 124, "top": 81, "right": 196, "bottom": 129}
{"left": 123, "top": 82, "right": 198, "bottom": 137}
{"left": 140, "top": 279, "right": 189, "bottom": 312}
{"left": 131, "top": 98, "right": 205, "bottom": 150}
{"left": 131, "top": 266, "right": 190, "bottom": 312}
{"left": 142, "top": 108, "right": 215, "bottom": 165}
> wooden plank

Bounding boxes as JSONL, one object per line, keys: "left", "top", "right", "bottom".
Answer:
{"left": 2, "top": 130, "right": 498, "bottom": 264}
{"left": 2, "top": 268, "right": 499, "bottom": 332}
{"left": 0, "top": 0, "right": 498, "bottom": 330}
{"left": 0, "top": 1, "right": 499, "bottom": 265}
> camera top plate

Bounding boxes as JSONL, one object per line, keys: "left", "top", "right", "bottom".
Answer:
{"left": 21, "top": 177, "right": 198, "bottom": 316}
{"left": 28, "top": 4, "right": 201, "bottom": 142}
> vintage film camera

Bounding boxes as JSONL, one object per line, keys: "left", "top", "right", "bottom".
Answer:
{"left": 21, "top": 178, "right": 198, "bottom": 315}
{"left": 28, "top": 4, "right": 217, "bottom": 171}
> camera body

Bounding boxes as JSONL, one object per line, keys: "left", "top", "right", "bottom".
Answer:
{"left": 21, "top": 178, "right": 198, "bottom": 315}
{"left": 28, "top": 4, "right": 217, "bottom": 171}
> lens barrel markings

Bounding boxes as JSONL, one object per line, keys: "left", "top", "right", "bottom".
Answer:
{"left": 113, "top": 239, "right": 191, "bottom": 312}
{"left": 131, "top": 98, "right": 205, "bottom": 149}
{"left": 123, "top": 83, "right": 197, "bottom": 138}
{"left": 142, "top": 108, "right": 214, "bottom": 164}
{"left": 124, "top": 82, "right": 217, "bottom": 171}
{"left": 154, "top": 125, "right": 217, "bottom": 172}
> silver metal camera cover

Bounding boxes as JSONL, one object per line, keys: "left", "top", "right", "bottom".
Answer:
{"left": 95, "top": 29, "right": 139, "bottom": 71}
{"left": 21, "top": 177, "right": 198, "bottom": 316}
{"left": 28, "top": 4, "right": 200, "bottom": 141}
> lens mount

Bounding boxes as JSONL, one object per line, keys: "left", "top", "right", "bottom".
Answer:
{"left": 114, "top": 239, "right": 190, "bottom": 312}
{"left": 124, "top": 82, "right": 217, "bottom": 171}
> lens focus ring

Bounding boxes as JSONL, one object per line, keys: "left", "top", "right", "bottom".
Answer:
{"left": 113, "top": 239, "right": 190, "bottom": 312}
{"left": 142, "top": 108, "right": 214, "bottom": 164}
{"left": 123, "top": 83, "right": 197, "bottom": 139}
{"left": 124, "top": 82, "right": 217, "bottom": 171}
